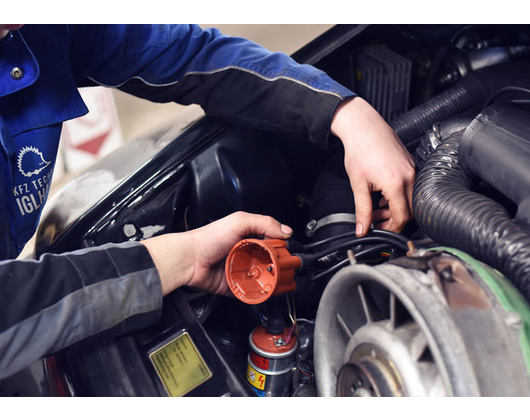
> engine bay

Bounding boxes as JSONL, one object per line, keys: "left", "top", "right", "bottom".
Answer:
{"left": 7, "top": 24, "right": 530, "bottom": 397}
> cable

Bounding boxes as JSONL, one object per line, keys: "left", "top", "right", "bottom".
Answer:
{"left": 484, "top": 86, "right": 530, "bottom": 107}
{"left": 303, "top": 229, "right": 409, "bottom": 251}
{"left": 310, "top": 244, "right": 392, "bottom": 282}
{"left": 372, "top": 229, "right": 410, "bottom": 244}
{"left": 311, "top": 236, "right": 408, "bottom": 261}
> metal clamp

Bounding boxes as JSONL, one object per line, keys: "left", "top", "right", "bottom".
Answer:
{"left": 305, "top": 213, "right": 357, "bottom": 238}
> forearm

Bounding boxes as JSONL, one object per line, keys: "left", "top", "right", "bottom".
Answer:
{"left": 330, "top": 96, "right": 415, "bottom": 235}
{"left": 141, "top": 231, "right": 195, "bottom": 296}
{"left": 69, "top": 24, "right": 356, "bottom": 147}
{"left": 0, "top": 241, "right": 162, "bottom": 380}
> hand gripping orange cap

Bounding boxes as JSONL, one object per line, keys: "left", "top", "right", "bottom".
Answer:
{"left": 225, "top": 239, "right": 301, "bottom": 305}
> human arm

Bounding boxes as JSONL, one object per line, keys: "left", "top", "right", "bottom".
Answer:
{"left": 142, "top": 211, "right": 293, "bottom": 296}
{"left": 331, "top": 97, "right": 416, "bottom": 236}
{"left": 65, "top": 24, "right": 413, "bottom": 233}
{"left": 0, "top": 211, "right": 291, "bottom": 380}
{"left": 0, "top": 242, "right": 161, "bottom": 380}
{"left": 66, "top": 24, "right": 355, "bottom": 147}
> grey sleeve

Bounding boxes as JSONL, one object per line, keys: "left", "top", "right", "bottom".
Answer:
{"left": 0, "top": 241, "right": 162, "bottom": 380}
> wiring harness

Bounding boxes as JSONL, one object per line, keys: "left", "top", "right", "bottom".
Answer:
{"left": 291, "top": 229, "right": 411, "bottom": 282}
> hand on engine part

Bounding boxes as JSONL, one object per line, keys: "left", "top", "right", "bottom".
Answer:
{"left": 330, "top": 96, "right": 415, "bottom": 236}
{"left": 142, "top": 211, "right": 293, "bottom": 296}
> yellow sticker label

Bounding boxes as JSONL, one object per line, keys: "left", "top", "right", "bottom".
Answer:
{"left": 150, "top": 332, "right": 212, "bottom": 397}
{"left": 247, "top": 364, "right": 266, "bottom": 390}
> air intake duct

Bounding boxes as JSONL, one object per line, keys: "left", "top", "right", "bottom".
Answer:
{"left": 391, "top": 61, "right": 530, "bottom": 151}
{"left": 459, "top": 102, "right": 530, "bottom": 226}
{"left": 413, "top": 103, "right": 530, "bottom": 301}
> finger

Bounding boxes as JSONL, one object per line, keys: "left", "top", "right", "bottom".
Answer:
{"left": 378, "top": 196, "right": 389, "bottom": 208}
{"left": 376, "top": 218, "right": 393, "bottom": 231}
{"left": 385, "top": 185, "right": 412, "bottom": 233}
{"left": 373, "top": 208, "right": 391, "bottom": 222}
{"left": 352, "top": 183, "right": 373, "bottom": 237}
{"left": 231, "top": 212, "right": 293, "bottom": 240}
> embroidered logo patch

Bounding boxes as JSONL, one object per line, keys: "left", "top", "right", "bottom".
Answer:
{"left": 17, "top": 146, "right": 51, "bottom": 178}
{"left": 12, "top": 145, "right": 54, "bottom": 217}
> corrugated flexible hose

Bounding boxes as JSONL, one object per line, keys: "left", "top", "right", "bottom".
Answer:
{"left": 413, "top": 130, "right": 530, "bottom": 301}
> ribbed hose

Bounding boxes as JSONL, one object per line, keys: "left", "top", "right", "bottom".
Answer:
{"left": 391, "top": 84, "right": 478, "bottom": 151}
{"left": 391, "top": 61, "right": 530, "bottom": 151}
{"left": 413, "top": 131, "right": 530, "bottom": 301}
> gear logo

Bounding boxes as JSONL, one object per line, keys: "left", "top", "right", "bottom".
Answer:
{"left": 17, "top": 146, "right": 51, "bottom": 178}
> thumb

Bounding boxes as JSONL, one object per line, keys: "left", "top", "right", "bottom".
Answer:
{"left": 353, "top": 183, "right": 373, "bottom": 237}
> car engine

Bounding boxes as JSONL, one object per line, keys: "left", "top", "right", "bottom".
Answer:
{"left": 3, "top": 24, "right": 530, "bottom": 397}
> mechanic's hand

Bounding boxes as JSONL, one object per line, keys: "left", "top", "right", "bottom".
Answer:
{"left": 142, "top": 212, "right": 293, "bottom": 296}
{"left": 330, "top": 97, "right": 415, "bottom": 236}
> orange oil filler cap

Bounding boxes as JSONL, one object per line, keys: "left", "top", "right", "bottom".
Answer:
{"left": 225, "top": 238, "right": 301, "bottom": 305}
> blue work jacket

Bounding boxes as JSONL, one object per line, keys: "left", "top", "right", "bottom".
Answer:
{"left": 0, "top": 24, "right": 355, "bottom": 259}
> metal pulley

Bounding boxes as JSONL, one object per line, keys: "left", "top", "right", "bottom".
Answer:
{"left": 314, "top": 249, "right": 530, "bottom": 397}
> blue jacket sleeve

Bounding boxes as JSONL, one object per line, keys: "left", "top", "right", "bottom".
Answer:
{"left": 68, "top": 24, "right": 356, "bottom": 148}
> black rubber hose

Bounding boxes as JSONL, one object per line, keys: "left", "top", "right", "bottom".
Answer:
{"left": 391, "top": 61, "right": 530, "bottom": 151}
{"left": 413, "top": 131, "right": 530, "bottom": 301}
{"left": 392, "top": 83, "right": 478, "bottom": 151}
{"left": 308, "top": 147, "right": 353, "bottom": 223}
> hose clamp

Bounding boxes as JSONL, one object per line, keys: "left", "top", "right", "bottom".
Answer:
{"left": 306, "top": 213, "right": 356, "bottom": 238}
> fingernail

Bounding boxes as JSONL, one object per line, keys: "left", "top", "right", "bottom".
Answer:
{"left": 281, "top": 224, "right": 293, "bottom": 235}
{"left": 356, "top": 222, "right": 363, "bottom": 237}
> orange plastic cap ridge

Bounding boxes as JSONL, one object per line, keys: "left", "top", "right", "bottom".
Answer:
{"left": 225, "top": 238, "right": 301, "bottom": 305}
